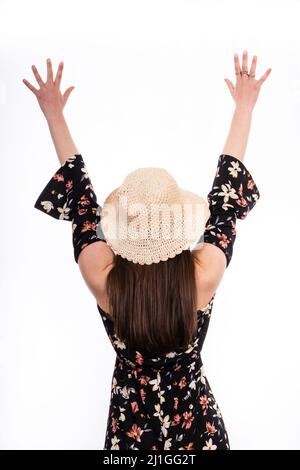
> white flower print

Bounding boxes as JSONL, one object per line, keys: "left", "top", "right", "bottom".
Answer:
{"left": 202, "top": 438, "right": 217, "bottom": 450}
{"left": 149, "top": 372, "right": 161, "bottom": 391}
{"left": 153, "top": 403, "right": 163, "bottom": 420}
{"left": 228, "top": 160, "right": 242, "bottom": 178}
{"left": 121, "top": 386, "right": 130, "bottom": 399}
{"left": 81, "top": 165, "right": 90, "bottom": 180}
{"left": 57, "top": 202, "right": 71, "bottom": 220}
{"left": 40, "top": 201, "right": 54, "bottom": 213}
{"left": 119, "top": 407, "right": 126, "bottom": 422}
{"left": 161, "top": 415, "right": 170, "bottom": 437}
{"left": 164, "top": 438, "right": 172, "bottom": 450}
{"left": 111, "top": 435, "right": 120, "bottom": 450}
{"left": 189, "top": 379, "right": 196, "bottom": 390}
{"left": 113, "top": 338, "right": 126, "bottom": 350}
{"left": 218, "top": 183, "right": 239, "bottom": 204}
{"left": 158, "top": 390, "right": 165, "bottom": 404}
{"left": 166, "top": 352, "right": 176, "bottom": 358}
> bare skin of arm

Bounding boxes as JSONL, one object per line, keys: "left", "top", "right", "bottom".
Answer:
{"left": 192, "top": 50, "right": 272, "bottom": 302}
{"left": 23, "top": 59, "right": 115, "bottom": 298}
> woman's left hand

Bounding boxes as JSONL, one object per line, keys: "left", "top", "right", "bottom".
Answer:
{"left": 23, "top": 58, "right": 75, "bottom": 121}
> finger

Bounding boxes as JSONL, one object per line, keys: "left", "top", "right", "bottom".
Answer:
{"left": 54, "top": 61, "right": 64, "bottom": 88}
{"left": 234, "top": 53, "right": 241, "bottom": 78}
{"left": 22, "top": 78, "right": 39, "bottom": 95}
{"left": 46, "top": 58, "right": 53, "bottom": 83}
{"left": 249, "top": 55, "right": 257, "bottom": 78}
{"left": 63, "top": 86, "right": 75, "bottom": 102}
{"left": 241, "top": 50, "right": 248, "bottom": 75}
{"left": 31, "top": 64, "right": 44, "bottom": 88}
{"left": 257, "top": 68, "right": 272, "bottom": 86}
{"left": 224, "top": 78, "right": 234, "bottom": 95}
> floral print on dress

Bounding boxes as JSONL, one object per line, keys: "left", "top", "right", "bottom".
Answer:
{"left": 34, "top": 154, "right": 106, "bottom": 263}
{"left": 203, "top": 154, "right": 260, "bottom": 268}
{"left": 34, "top": 153, "right": 260, "bottom": 450}
{"left": 97, "top": 293, "right": 230, "bottom": 450}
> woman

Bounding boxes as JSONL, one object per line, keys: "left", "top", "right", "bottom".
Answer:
{"left": 23, "top": 51, "right": 271, "bottom": 450}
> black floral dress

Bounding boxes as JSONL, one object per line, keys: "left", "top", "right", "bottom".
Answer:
{"left": 34, "top": 153, "right": 260, "bottom": 450}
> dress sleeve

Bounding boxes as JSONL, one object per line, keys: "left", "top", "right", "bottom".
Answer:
{"left": 202, "top": 153, "right": 260, "bottom": 268}
{"left": 34, "top": 154, "right": 107, "bottom": 264}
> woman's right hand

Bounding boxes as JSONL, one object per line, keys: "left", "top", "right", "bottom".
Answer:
{"left": 224, "top": 50, "right": 272, "bottom": 112}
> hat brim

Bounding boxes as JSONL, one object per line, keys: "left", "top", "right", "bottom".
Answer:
{"left": 100, "top": 186, "right": 210, "bottom": 265}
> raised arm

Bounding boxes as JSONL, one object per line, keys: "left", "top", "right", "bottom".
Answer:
{"left": 24, "top": 59, "right": 115, "bottom": 302}
{"left": 222, "top": 51, "right": 271, "bottom": 163}
{"left": 193, "top": 50, "right": 271, "bottom": 293}
{"left": 23, "top": 58, "right": 78, "bottom": 165}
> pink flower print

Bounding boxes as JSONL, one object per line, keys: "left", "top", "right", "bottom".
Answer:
{"left": 111, "top": 417, "right": 117, "bottom": 433}
{"left": 178, "top": 376, "right": 187, "bottom": 389}
{"left": 53, "top": 173, "right": 64, "bottom": 182}
{"left": 78, "top": 208, "right": 88, "bottom": 216}
{"left": 126, "top": 424, "right": 142, "bottom": 442}
{"left": 179, "top": 442, "right": 194, "bottom": 450}
{"left": 247, "top": 179, "right": 255, "bottom": 190}
{"left": 81, "top": 221, "right": 97, "bottom": 233}
{"left": 217, "top": 233, "right": 230, "bottom": 249}
{"left": 236, "top": 197, "right": 248, "bottom": 208}
{"left": 130, "top": 401, "right": 139, "bottom": 413}
{"left": 206, "top": 421, "right": 217, "bottom": 434}
{"left": 80, "top": 194, "right": 91, "bottom": 207}
{"left": 238, "top": 183, "right": 244, "bottom": 197}
{"left": 182, "top": 411, "right": 194, "bottom": 430}
{"left": 200, "top": 395, "right": 208, "bottom": 415}
{"left": 136, "top": 352, "right": 144, "bottom": 366}
{"left": 171, "top": 414, "right": 181, "bottom": 426}
{"left": 173, "top": 397, "right": 179, "bottom": 410}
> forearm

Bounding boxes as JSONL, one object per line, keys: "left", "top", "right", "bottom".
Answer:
{"left": 46, "top": 112, "right": 79, "bottom": 166}
{"left": 222, "top": 105, "right": 253, "bottom": 163}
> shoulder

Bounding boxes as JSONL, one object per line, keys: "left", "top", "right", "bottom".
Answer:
{"left": 192, "top": 244, "right": 226, "bottom": 308}
{"left": 78, "top": 241, "right": 115, "bottom": 301}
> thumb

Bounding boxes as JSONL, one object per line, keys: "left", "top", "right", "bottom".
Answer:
{"left": 224, "top": 78, "right": 234, "bottom": 94}
{"left": 63, "top": 86, "right": 75, "bottom": 102}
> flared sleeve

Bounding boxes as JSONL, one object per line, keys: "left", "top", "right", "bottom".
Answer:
{"left": 203, "top": 154, "right": 260, "bottom": 268}
{"left": 34, "top": 154, "right": 106, "bottom": 264}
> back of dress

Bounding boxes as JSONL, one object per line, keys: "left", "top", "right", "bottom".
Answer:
{"left": 34, "top": 152, "right": 260, "bottom": 450}
{"left": 97, "top": 293, "right": 230, "bottom": 451}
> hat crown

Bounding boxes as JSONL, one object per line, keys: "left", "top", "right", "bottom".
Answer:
{"left": 119, "top": 167, "right": 179, "bottom": 205}
{"left": 100, "top": 166, "right": 210, "bottom": 265}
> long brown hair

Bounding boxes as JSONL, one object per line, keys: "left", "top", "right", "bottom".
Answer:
{"left": 106, "top": 249, "right": 197, "bottom": 354}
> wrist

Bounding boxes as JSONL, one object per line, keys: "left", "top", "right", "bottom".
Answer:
{"left": 46, "top": 111, "right": 65, "bottom": 124}
{"left": 234, "top": 104, "right": 254, "bottom": 116}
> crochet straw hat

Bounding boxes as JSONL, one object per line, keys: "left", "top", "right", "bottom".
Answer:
{"left": 99, "top": 167, "right": 211, "bottom": 265}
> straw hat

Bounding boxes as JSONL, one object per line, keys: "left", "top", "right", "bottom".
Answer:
{"left": 99, "top": 167, "right": 211, "bottom": 265}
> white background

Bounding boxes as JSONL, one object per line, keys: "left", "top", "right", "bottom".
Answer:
{"left": 1, "top": 0, "right": 300, "bottom": 450}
